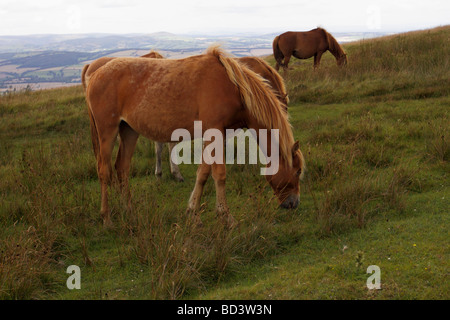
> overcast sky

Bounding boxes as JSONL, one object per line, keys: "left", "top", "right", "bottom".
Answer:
{"left": 0, "top": 0, "right": 448, "bottom": 35}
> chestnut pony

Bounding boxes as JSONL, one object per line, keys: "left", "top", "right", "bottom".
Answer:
{"left": 82, "top": 53, "right": 289, "bottom": 184}
{"left": 273, "top": 28, "right": 348, "bottom": 71}
{"left": 85, "top": 46, "right": 305, "bottom": 227}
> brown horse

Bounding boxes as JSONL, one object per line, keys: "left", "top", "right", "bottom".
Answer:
{"left": 273, "top": 28, "right": 347, "bottom": 71}
{"left": 83, "top": 52, "right": 289, "bottom": 183}
{"left": 85, "top": 46, "right": 305, "bottom": 227}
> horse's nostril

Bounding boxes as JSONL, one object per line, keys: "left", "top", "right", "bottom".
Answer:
{"left": 280, "top": 194, "right": 300, "bottom": 209}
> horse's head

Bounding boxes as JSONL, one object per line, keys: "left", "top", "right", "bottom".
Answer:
{"left": 141, "top": 51, "right": 164, "bottom": 59}
{"left": 266, "top": 141, "right": 305, "bottom": 209}
{"left": 337, "top": 53, "right": 348, "bottom": 66}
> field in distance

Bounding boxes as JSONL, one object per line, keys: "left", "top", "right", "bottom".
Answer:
{"left": 0, "top": 26, "right": 448, "bottom": 300}
{"left": 0, "top": 31, "right": 385, "bottom": 92}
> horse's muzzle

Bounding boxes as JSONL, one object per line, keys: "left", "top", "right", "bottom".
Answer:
{"left": 280, "top": 194, "right": 299, "bottom": 209}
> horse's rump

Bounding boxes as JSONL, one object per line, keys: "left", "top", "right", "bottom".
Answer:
{"left": 82, "top": 57, "right": 116, "bottom": 92}
{"left": 272, "top": 35, "right": 284, "bottom": 67}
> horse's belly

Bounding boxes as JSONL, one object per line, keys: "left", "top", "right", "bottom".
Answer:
{"left": 293, "top": 49, "right": 315, "bottom": 59}
{"left": 123, "top": 103, "right": 198, "bottom": 143}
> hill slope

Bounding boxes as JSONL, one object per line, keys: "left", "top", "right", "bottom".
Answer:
{"left": 0, "top": 26, "right": 448, "bottom": 300}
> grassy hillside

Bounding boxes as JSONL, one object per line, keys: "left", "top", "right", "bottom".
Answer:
{"left": 0, "top": 26, "right": 448, "bottom": 300}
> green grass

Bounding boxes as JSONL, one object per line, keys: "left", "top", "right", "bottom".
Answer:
{"left": 0, "top": 26, "right": 449, "bottom": 300}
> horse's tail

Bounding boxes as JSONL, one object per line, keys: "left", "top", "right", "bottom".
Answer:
{"left": 87, "top": 104, "right": 100, "bottom": 163}
{"left": 82, "top": 63, "right": 100, "bottom": 160}
{"left": 207, "top": 45, "right": 294, "bottom": 167}
{"left": 81, "top": 64, "right": 90, "bottom": 92}
{"left": 272, "top": 35, "right": 285, "bottom": 69}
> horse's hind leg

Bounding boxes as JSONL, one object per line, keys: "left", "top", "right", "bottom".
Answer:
{"left": 115, "top": 121, "right": 139, "bottom": 212}
{"left": 154, "top": 142, "right": 163, "bottom": 178}
{"left": 283, "top": 54, "right": 292, "bottom": 72}
{"left": 97, "top": 125, "right": 119, "bottom": 226}
{"left": 168, "top": 142, "right": 184, "bottom": 182}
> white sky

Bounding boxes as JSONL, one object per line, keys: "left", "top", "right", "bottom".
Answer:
{"left": 0, "top": 0, "right": 449, "bottom": 35}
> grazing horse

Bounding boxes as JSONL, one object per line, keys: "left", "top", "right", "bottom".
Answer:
{"left": 273, "top": 28, "right": 348, "bottom": 71}
{"left": 85, "top": 46, "right": 305, "bottom": 227}
{"left": 83, "top": 52, "right": 291, "bottom": 184}
{"left": 81, "top": 51, "right": 185, "bottom": 182}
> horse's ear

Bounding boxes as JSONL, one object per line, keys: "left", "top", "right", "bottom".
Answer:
{"left": 292, "top": 141, "right": 300, "bottom": 154}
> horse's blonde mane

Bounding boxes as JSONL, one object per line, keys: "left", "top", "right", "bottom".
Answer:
{"left": 206, "top": 45, "right": 295, "bottom": 167}
{"left": 142, "top": 50, "right": 165, "bottom": 59}
{"left": 252, "top": 57, "right": 289, "bottom": 105}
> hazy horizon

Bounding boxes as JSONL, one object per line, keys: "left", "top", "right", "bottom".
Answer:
{"left": 0, "top": 0, "right": 448, "bottom": 36}
{"left": 0, "top": 29, "right": 395, "bottom": 38}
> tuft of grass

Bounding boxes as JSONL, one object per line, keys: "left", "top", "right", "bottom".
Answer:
{"left": 426, "top": 118, "right": 449, "bottom": 163}
{"left": 0, "top": 226, "right": 62, "bottom": 299}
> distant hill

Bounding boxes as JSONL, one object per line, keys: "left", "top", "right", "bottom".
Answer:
{"left": 0, "top": 30, "right": 387, "bottom": 92}
{"left": 0, "top": 31, "right": 386, "bottom": 53}
{"left": 0, "top": 32, "right": 267, "bottom": 52}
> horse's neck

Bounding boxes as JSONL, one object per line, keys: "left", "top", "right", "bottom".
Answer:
{"left": 328, "top": 39, "right": 344, "bottom": 59}
{"left": 244, "top": 110, "right": 293, "bottom": 170}
{"left": 329, "top": 46, "right": 342, "bottom": 59}
{"left": 246, "top": 119, "right": 274, "bottom": 159}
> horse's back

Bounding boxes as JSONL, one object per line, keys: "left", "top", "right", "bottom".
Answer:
{"left": 278, "top": 31, "right": 298, "bottom": 51}
{"left": 278, "top": 29, "right": 328, "bottom": 58}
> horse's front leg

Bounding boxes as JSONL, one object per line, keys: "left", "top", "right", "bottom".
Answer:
{"left": 154, "top": 141, "right": 163, "bottom": 178}
{"left": 314, "top": 51, "right": 324, "bottom": 69}
{"left": 186, "top": 162, "right": 211, "bottom": 226}
{"left": 115, "top": 123, "right": 139, "bottom": 213}
{"left": 168, "top": 142, "right": 184, "bottom": 182}
{"left": 211, "top": 162, "right": 237, "bottom": 228}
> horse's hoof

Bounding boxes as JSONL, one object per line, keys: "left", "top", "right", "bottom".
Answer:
{"left": 218, "top": 212, "right": 238, "bottom": 230}
{"left": 101, "top": 209, "right": 113, "bottom": 228}
{"left": 173, "top": 174, "right": 184, "bottom": 182}
{"left": 185, "top": 208, "right": 203, "bottom": 228}
{"left": 102, "top": 218, "right": 113, "bottom": 229}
